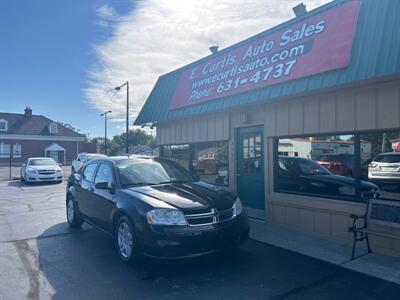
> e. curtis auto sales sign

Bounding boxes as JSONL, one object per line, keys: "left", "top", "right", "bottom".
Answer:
{"left": 170, "top": 0, "right": 361, "bottom": 110}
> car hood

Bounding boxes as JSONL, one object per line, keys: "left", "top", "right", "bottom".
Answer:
{"left": 27, "top": 165, "right": 60, "bottom": 171}
{"left": 127, "top": 181, "right": 235, "bottom": 213}
{"left": 303, "top": 174, "right": 378, "bottom": 190}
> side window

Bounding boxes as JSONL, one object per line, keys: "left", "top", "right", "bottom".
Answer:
{"left": 83, "top": 164, "right": 98, "bottom": 182}
{"left": 95, "top": 163, "right": 114, "bottom": 184}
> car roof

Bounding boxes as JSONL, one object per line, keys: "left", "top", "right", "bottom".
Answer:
{"left": 28, "top": 157, "right": 53, "bottom": 160}
{"left": 279, "top": 156, "right": 310, "bottom": 161}
{"left": 88, "top": 155, "right": 157, "bottom": 164}
{"left": 375, "top": 152, "right": 400, "bottom": 156}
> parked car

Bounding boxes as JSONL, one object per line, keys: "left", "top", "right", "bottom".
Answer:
{"left": 71, "top": 153, "right": 106, "bottom": 173}
{"left": 66, "top": 156, "right": 249, "bottom": 262}
{"left": 20, "top": 157, "right": 63, "bottom": 184}
{"left": 315, "top": 154, "right": 354, "bottom": 177}
{"left": 368, "top": 152, "right": 400, "bottom": 186}
{"left": 276, "top": 156, "right": 380, "bottom": 199}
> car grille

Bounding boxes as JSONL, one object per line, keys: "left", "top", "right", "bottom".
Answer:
{"left": 185, "top": 208, "right": 234, "bottom": 226}
{"left": 38, "top": 170, "right": 55, "bottom": 175}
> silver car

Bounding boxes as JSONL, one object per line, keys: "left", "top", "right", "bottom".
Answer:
{"left": 368, "top": 152, "right": 400, "bottom": 185}
{"left": 21, "top": 157, "right": 63, "bottom": 184}
{"left": 71, "top": 153, "right": 106, "bottom": 173}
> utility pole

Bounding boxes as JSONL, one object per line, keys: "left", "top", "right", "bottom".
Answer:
{"left": 100, "top": 111, "right": 112, "bottom": 155}
{"left": 115, "top": 81, "right": 130, "bottom": 155}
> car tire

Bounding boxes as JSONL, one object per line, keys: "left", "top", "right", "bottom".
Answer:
{"left": 71, "top": 166, "right": 75, "bottom": 173}
{"left": 66, "top": 196, "right": 83, "bottom": 228}
{"left": 115, "top": 216, "right": 142, "bottom": 264}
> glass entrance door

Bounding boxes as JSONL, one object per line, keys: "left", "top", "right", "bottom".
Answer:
{"left": 236, "top": 126, "right": 265, "bottom": 211}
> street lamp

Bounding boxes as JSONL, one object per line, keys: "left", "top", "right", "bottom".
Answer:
{"left": 100, "top": 110, "right": 112, "bottom": 155}
{"left": 115, "top": 81, "right": 129, "bottom": 155}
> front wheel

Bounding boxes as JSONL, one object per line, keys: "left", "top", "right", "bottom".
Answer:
{"left": 66, "top": 197, "right": 83, "bottom": 228}
{"left": 115, "top": 216, "right": 141, "bottom": 263}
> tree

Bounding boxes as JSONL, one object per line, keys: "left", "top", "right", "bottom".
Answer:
{"left": 91, "top": 129, "right": 156, "bottom": 156}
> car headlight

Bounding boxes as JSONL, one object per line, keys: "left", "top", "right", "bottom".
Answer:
{"left": 146, "top": 208, "right": 187, "bottom": 226}
{"left": 56, "top": 168, "right": 63, "bottom": 173}
{"left": 338, "top": 185, "right": 355, "bottom": 196}
{"left": 232, "top": 197, "right": 243, "bottom": 217}
{"left": 27, "top": 168, "right": 37, "bottom": 174}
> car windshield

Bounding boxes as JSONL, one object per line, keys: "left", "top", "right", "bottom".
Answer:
{"left": 29, "top": 159, "right": 56, "bottom": 166}
{"left": 298, "top": 159, "right": 331, "bottom": 175}
{"left": 316, "top": 155, "right": 337, "bottom": 162}
{"left": 374, "top": 154, "right": 400, "bottom": 163}
{"left": 116, "top": 160, "right": 193, "bottom": 187}
{"left": 283, "top": 158, "right": 331, "bottom": 176}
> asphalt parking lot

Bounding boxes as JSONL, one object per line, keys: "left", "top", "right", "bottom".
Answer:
{"left": 1, "top": 180, "right": 400, "bottom": 300}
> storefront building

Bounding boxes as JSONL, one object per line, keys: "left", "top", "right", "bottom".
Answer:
{"left": 135, "top": 0, "right": 400, "bottom": 256}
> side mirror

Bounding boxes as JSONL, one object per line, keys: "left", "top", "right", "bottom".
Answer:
{"left": 58, "top": 163, "right": 63, "bottom": 166}
{"left": 74, "top": 173, "right": 82, "bottom": 182}
{"left": 95, "top": 182, "right": 115, "bottom": 193}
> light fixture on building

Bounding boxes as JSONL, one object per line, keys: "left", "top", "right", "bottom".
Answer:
{"left": 209, "top": 46, "right": 219, "bottom": 54}
{"left": 292, "top": 3, "right": 307, "bottom": 17}
{"left": 239, "top": 112, "right": 250, "bottom": 124}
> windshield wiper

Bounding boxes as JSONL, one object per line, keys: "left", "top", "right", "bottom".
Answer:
{"left": 158, "top": 180, "right": 189, "bottom": 184}
{"left": 123, "top": 182, "right": 157, "bottom": 187}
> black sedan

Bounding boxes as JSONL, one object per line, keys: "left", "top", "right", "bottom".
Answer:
{"left": 276, "top": 156, "right": 381, "bottom": 199}
{"left": 66, "top": 156, "right": 249, "bottom": 262}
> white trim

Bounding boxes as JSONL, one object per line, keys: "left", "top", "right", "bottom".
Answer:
{"left": 13, "top": 143, "right": 22, "bottom": 158}
{"left": 0, "top": 142, "right": 10, "bottom": 158}
{"left": 0, "top": 134, "right": 85, "bottom": 142}
{"left": 45, "top": 143, "right": 66, "bottom": 151}
{"left": 0, "top": 119, "right": 7, "bottom": 132}
{"left": 48, "top": 122, "right": 58, "bottom": 134}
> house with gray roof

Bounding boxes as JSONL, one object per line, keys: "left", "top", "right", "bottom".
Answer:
{"left": 0, "top": 107, "right": 96, "bottom": 165}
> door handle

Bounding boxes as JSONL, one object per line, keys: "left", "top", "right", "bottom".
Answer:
{"left": 89, "top": 187, "right": 95, "bottom": 192}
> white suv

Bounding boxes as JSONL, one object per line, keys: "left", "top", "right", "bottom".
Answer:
{"left": 368, "top": 152, "right": 400, "bottom": 185}
{"left": 71, "top": 153, "right": 106, "bottom": 173}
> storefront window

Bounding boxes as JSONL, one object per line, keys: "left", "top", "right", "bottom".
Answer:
{"left": 360, "top": 131, "right": 400, "bottom": 201}
{"left": 162, "top": 144, "right": 190, "bottom": 170}
{"left": 274, "top": 135, "right": 357, "bottom": 201}
{"left": 192, "top": 142, "right": 229, "bottom": 186}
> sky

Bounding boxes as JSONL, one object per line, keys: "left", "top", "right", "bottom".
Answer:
{"left": 0, "top": 0, "right": 329, "bottom": 139}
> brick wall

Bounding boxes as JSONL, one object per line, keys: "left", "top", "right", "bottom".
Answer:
{"left": 0, "top": 139, "right": 97, "bottom": 165}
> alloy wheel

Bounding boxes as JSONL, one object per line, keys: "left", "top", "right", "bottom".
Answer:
{"left": 117, "top": 221, "right": 133, "bottom": 259}
{"left": 67, "top": 199, "right": 74, "bottom": 223}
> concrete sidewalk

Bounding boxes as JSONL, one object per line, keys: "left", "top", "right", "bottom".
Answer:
{"left": 249, "top": 219, "right": 400, "bottom": 285}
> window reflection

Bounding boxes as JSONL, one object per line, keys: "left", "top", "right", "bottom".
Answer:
{"left": 162, "top": 144, "right": 190, "bottom": 170}
{"left": 162, "top": 142, "right": 229, "bottom": 186}
{"left": 192, "top": 142, "right": 229, "bottom": 186}
{"left": 362, "top": 131, "right": 400, "bottom": 201}
{"left": 274, "top": 135, "right": 372, "bottom": 201}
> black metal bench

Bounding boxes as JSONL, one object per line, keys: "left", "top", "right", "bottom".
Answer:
{"left": 349, "top": 198, "right": 400, "bottom": 260}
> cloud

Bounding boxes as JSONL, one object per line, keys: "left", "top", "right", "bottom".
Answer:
{"left": 85, "top": 0, "right": 330, "bottom": 126}
{"left": 95, "top": 4, "right": 121, "bottom": 27}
